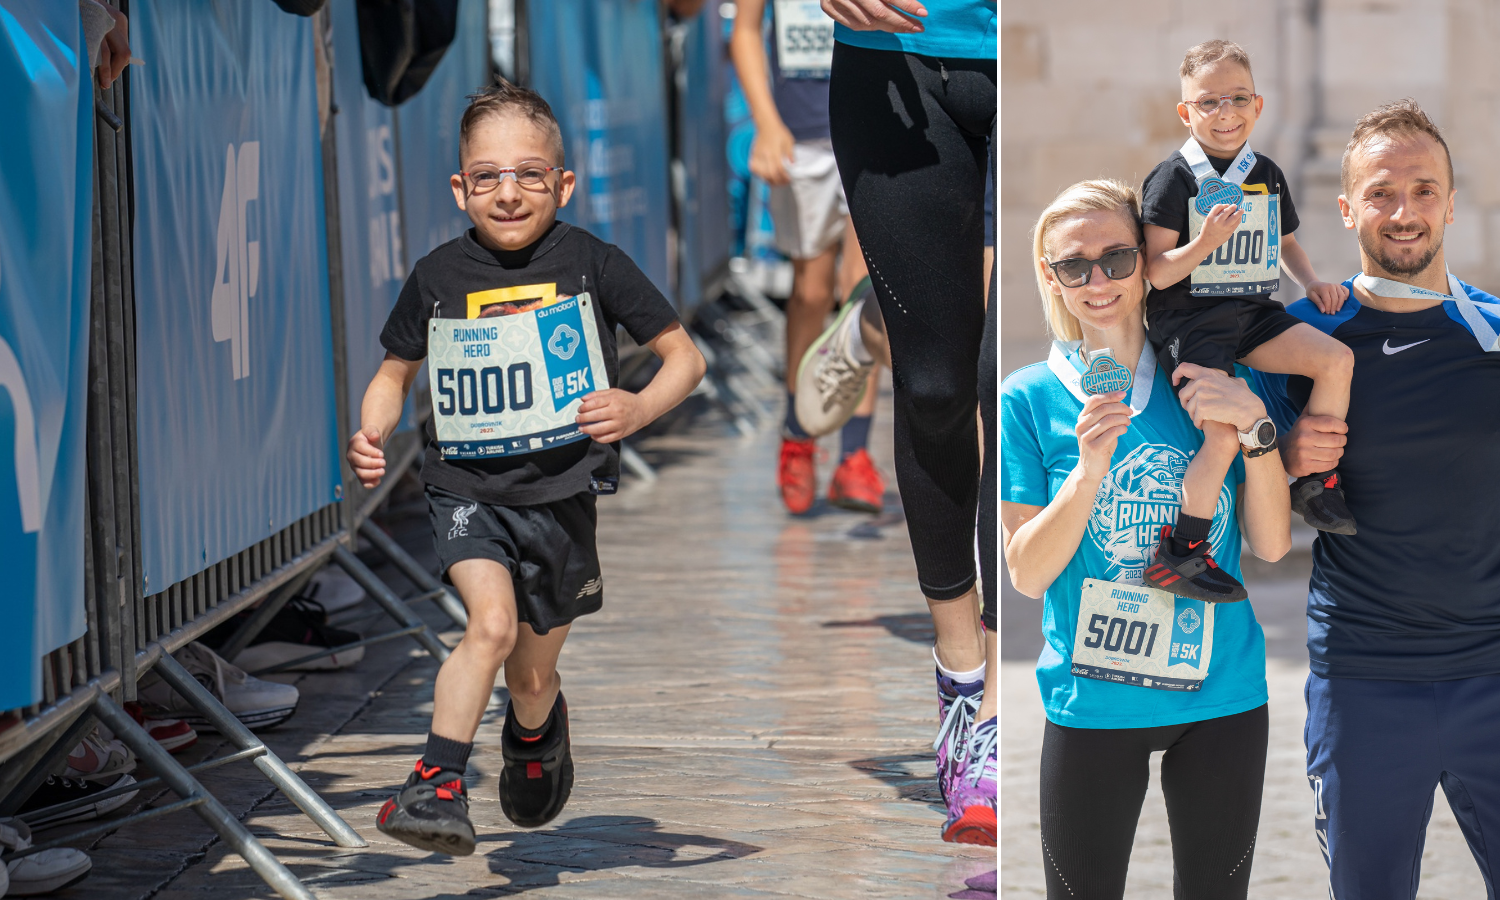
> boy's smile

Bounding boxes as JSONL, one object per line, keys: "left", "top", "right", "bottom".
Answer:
{"left": 1177, "top": 61, "right": 1263, "bottom": 158}
{"left": 451, "top": 114, "right": 576, "bottom": 253}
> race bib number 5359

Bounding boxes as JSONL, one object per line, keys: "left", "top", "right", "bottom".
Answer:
{"left": 427, "top": 293, "right": 610, "bottom": 459}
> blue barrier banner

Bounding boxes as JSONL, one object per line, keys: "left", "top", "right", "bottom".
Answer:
{"left": 528, "top": 0, "right": 672, "bottom": 298}
{"left": 393, "top": 0, "right": 489, "bottom": 262}
{"left": 674, "top": 12, "right": 732, "bottom": 315}
{"left": 0, "top": 1, "right": 91, "bottom": 708}
{"left": 132, "top": 0, "right": 342, "bottom": 595}
{"left": 328, "top": 0, "right": 404, "bottom": 416}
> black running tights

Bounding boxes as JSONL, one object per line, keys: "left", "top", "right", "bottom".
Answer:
{"left": 1039, "top": 705, "right": 1268, "bottom": 900}
{"left": 830, "top": 43, "right": 996, "bottom": 601}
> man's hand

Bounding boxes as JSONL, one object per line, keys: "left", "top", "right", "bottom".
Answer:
{"left": 1281, "top": 415, "right": 1347, "bottom": 477}
{"left": 1196, "top": 203, "right": 1243, "bottom": 254}
{"left": 347, "top": 426, "right": 386, "bottom": 489}
{"left": 94, "top": 2, "right": 130, "bottom": 90}
{"left": 1307, "top": 280, "right": 1351, "bottom": 315}
{"left": 820, "top": 0, "right": 926, "bottom": 33}
{"left": 749, "top": 122, "right": 796, "bottom": 187}
{"left": 577, "top": 390, "right": 650, "bottom": 444}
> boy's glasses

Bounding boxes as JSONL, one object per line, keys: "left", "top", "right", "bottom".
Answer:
{"left": 1185, "top": 93, "right": 1257, "bottom": 115}
{"left": 1045, "top": 247, "right": 1142, "bottom": 288}
{"left": 462, "top": 165, "right": 563, "bottom": 194}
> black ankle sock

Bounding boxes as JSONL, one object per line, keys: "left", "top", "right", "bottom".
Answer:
{"left": 422, "top": 733, "right": 472, "bottom": 773}
{"left": 509, "top": 705, "right": 554, "bottom": 741}
{"left": 1172, "top": 514, "right": 1212, "bottom": 554}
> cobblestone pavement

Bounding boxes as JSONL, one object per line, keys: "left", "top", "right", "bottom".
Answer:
{"left": 1000, "top": 542, "right": 1488, "bottom": 898}
{"left": 47, "top": 384, "right": 995, "bottom": 899}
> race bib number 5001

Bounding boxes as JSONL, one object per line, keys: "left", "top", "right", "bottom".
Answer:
{"left": 1188, "top": 192, "right": 1280, "bottom": 297}
{"left": 1071, "top": 578, "right": 1215, "bottom": 691}
{"left": 427, "top": 293, "right": 610, "bottom": 459}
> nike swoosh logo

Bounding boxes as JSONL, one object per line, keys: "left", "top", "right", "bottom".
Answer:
{"left": 1383, "top": 338, "right": 1430, "bottom": 355}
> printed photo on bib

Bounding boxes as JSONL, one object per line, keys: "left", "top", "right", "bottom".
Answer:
{"left": 1071, "top": 579, "right": 1215, "bottom": 691}
{"left": 1188, "top": 188, "right": 1280, "bottom": 296}
{"left": 427, "top": 287, "right": 610, "bottom": 459}
{"left": 773, "top": 0, "right": 833, "bottom": 78}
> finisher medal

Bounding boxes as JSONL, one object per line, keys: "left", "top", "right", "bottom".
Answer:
{"left": 1081, "top": 348, "right": 1132, "bottom": 396}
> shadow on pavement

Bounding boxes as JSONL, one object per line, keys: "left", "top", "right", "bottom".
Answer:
{"left": 847, "top": 754, "right": 944, "bottom": 809}
{"left": 821, "top": 613, "right": 934, "bottom": 645}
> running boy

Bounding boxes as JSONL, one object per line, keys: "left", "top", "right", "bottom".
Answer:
{"left": 1140, "top": 39, "right": 1356, "bottom": 603}
{"left": 348, "top": 83, "right": 705, "bottom": 854}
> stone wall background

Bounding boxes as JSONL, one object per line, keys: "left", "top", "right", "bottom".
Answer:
{"left": 1000, "top": 0, "right": 1500, "bottom": 371}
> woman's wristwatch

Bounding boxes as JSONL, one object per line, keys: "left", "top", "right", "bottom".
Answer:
{"left": 1238, "top": 417, "right": 1278, "bottom": 458}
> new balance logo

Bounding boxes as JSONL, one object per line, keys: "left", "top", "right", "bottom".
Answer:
{"left": 211, "top": 142, "right": 260, "bottom": 380}
{"left": 448, "top": 502, "right": 477, "bottom": 540}
{"left": 575, "top": 576, "right": 602, "bottom": 599}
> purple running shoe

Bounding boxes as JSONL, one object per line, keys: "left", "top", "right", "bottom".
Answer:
{"left": 941, "top": 715, "right": 996, "bottom": 845}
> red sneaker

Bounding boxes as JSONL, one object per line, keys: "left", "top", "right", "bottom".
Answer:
{"left": 124, "top": 701, "right": 198, "bottom": 754}
{"left": 778, "top": 438, "right": 817, "bottom": 514}
{"left": 829, "top": 448, "right": 885, "bottom": 513}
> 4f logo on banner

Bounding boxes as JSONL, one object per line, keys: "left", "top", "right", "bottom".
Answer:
{"left": 211, "top": 142, "right": 260, "bottom": 380}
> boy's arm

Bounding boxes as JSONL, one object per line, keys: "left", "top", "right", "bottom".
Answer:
{"left": 1143, "top": 204, "right": 1243, "bottom": 289}
{"left": 1280, "top": 232, "right": 1349, "bottom": 314}
{"left": 348, "top": 353, "right": 423, "bottom": 488}
{"left": 728, "top": 0, "right": 794, "bottom": 187}
{"left": 575, "top": 322, "right": 706, "bottom": 444}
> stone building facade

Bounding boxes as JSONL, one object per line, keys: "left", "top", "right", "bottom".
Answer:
{"left": 1000, "top": 0, "right": 1500, "bottom": 370}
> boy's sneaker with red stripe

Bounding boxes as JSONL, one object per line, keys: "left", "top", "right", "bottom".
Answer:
{"left": 376, "top": 761, "right": 475, "bottom": 856}
{"left": 499, "top": 693, "right": 574, "bottom": 828}
{"left": 1142, "top": 525, "right": 1247, "bottom": 604}
{"left": 1290, "top": 469, "right": 1358, "bottom": 535}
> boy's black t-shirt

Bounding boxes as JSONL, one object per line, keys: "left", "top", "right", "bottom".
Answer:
{"left": 380, "top": 221, "right": 680, "bottom": 507}
{"left": 1141, "top": 149, "right": 1300, "bottom": 311}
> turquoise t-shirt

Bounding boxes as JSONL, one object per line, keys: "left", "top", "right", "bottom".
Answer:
{"left": 1000, "top": 342, "right": 1268, "bottom": 729}
{"left": 833, "top": 1, "right": 996, "bottom": 60}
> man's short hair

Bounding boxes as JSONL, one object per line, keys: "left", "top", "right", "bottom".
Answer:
{"left": 1340, "top": 99, "right": 1454, "bottom": 196}
{"left": 459, "top": 80, "right": 565, "bottom": 166}
{"left": 1179, "top": 40, "right": 1254, "bottom": 87}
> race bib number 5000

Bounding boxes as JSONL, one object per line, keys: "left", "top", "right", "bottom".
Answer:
{"left": 427, "top": 293, "right": 610, "bottom": 459}
{"left": 1188, "top": 192, "right": 1280, "bottom": 297}
{"left": 1071, "top": 578, "right": 1215, "bottom": 691}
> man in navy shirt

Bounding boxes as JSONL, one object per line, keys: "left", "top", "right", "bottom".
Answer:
{"left": 1258, "top": 99, "right": 1500, "bottom": 894}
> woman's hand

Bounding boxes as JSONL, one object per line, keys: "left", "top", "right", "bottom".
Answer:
{"left": 1075, "top": 391, "right": 1131, "bottom": 481}
{"left": 820, "top": 0, "right": 926, "bottom": 33}
{"left": 1171, "top": 363, "right": 1266, "bottom": 432}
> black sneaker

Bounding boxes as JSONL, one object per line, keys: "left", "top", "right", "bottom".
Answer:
{"left": 499, "top": 694, "right": 574, "bottom": 828}
{"left": 17, "top": 774, "right": 139, "bottom": 827}
{"left": 376, "top": 761, "right": 475, "bottom": 856}
{"left": 202, "top": 597, "right": 365, "bottom": 672}
{"left": 1291, "top": 471, "right": 1358, "bottom": 535}
{"left": 1142, "top": 526, "right": 1248, "bottom": 604}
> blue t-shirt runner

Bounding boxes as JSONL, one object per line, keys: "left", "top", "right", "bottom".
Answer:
{"left": 1003, "top": 341, "right": 1267, "bottom": 728}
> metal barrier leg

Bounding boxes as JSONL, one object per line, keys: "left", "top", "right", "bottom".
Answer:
{"left": 153, "top": 654, "right": 367, "bottom": 849}
{"left": 91, "top": 694, "right": 315, "bottom": 900}
{"left": 332, "top": 545, "right": 452, "bottom": 662}
{"left": 620, "top": 444, "right": 658, "bottom": 483}
{"left": 357, "top": 520, "right": 469, "bottom": 628}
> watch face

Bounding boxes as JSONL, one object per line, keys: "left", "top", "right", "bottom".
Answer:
{"left": 1255, "top": 421, "right": 1276, "bottom": 446}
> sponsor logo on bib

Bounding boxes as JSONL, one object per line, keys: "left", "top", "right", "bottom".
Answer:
{"left": 1194, "top": 176, "right": 1243, "bottom": 216}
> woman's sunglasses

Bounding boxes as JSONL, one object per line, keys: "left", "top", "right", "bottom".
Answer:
{"left": 1045, "top": 247, "right": 1142, "bottom": 288}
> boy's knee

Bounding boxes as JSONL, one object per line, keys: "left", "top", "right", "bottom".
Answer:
{"left": 504, "top": 667, "right": 556, "bottom": 704}
{"left": 465, "top": 610, "right": 518, "bottom": 661}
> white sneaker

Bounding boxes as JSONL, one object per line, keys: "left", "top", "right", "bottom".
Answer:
{"left": 0, "top": 818, "right": 91, "bottom": 895}
{"left": 306, "top": 565, "right": 367, "bottom": 615}
{"left": 62, "top": 730, "right": 136, "bottom": 782}
{"left": 795, "top": 290, "right": 875, "bottom": 438}
{"left": 137, "top": 642, "right": 299, "bottom": 731}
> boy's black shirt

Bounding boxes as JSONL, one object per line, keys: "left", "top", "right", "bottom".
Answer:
{"left": 380, "top": 221, "right": 679, "bottom": 506}
{"left": 1141, "top": 148, "right": 1300, "bottom": 311}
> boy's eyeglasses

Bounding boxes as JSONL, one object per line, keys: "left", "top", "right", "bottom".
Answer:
{"left": 462, "top": 165, "right": 563, "bottom": 193}
{"left": 1185, "top": 93, "right": 1257, "bottom": 115}
{"left": 1045, "top": 247, "right": 1142, "bottom": 288}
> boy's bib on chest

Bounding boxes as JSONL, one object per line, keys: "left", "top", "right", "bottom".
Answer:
{"left": 427, "top": 292, "right": 609, "bottom": 459}
{"left": 1071, "top": 578, "right": 1216, "bottom": 691}
{"left": 1181, "top": 139, "right": 1280, "bottom": 298}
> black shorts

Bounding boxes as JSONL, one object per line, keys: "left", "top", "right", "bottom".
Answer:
{"left": 427, "top": 485, "right": 602, "bottom": 635}
{"left": 1147, "top": 299, "right": 1302, "bottom": 389}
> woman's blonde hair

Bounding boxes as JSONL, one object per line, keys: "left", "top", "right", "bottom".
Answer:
{"left": 1031, "top": 179, "right": 1144, "bottom": 343}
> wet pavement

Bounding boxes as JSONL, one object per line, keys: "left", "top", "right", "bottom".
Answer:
{"left": 48, "top": 379, "right": 995, "bottom": 899}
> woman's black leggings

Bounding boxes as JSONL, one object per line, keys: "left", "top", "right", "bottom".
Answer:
{"left": 830, "top": 44, "right": 996, "bottom": 602}
{"left": 1039, "top": 705, "right": 1269, "bottom": 900}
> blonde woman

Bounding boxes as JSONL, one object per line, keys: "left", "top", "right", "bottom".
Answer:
{"left": 1001, "top": 179, "right": 1290, "bottom": 898}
